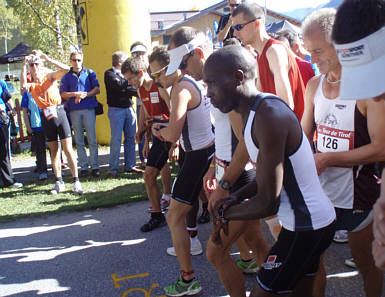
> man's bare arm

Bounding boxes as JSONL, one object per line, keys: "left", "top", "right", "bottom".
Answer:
{"left": 223, "top": 108, "right": 286, "bottom": 220}
{"left": 301, "top": 76, "right": 319, "bottom": 143}
{"left": 217, "top": 15, "right": 232, "bottom": 43}
{"left": 266, "top": 44, "right": 294, "bottom": 109}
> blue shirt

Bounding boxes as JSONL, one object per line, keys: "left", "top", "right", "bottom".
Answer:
{"left": 0, "top": 80, "right": 10, "bottom": 128}
{"left": 21, "top": 92, "right": 43, "bottom": 132}
{"left": 304, "top": 54, "right": 320, "bottom": 75}
{"left": 60, "top": 67, "right": 99, "bottom": 111}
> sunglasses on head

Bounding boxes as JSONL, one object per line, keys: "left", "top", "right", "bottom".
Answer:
{"left": 179, "top": 51, "right": 194, "bottom": 70}
{"left": 229, "top": 3, "right": 239, "bottom": 7}
{"left": 232, "top": 18, "right": 259, "bottom": 31}
{"left": 151, "top": 65, "right": 168, "bottom": 78}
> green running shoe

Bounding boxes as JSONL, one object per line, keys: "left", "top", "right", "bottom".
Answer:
{"left": 236, "top": 258, "right": 259, "bottom": 274}
{"left": 164, "top": 275, "right": 202, "bottom": 296}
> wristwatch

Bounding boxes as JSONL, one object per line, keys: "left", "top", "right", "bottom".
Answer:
{"left": 218, "top": 179, "right": 231, "bottom": 191}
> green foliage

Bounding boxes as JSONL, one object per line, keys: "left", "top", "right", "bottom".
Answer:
{"left": 7, "top": 0, "right": 78, "bottom": 62}
{"left": 0, "top": 0, "right": 20, "bottom": 40}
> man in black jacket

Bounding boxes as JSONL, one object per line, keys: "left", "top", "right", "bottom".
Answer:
{"left": 104, "top": 51, "right": 142, "bottom": 177}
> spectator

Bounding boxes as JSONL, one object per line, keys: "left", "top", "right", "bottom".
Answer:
{"left": 0, "top": 79, "right": 22, "bottom": 188}
{"left": 217, "top": 0, "right": 242, "bottom": 43}
{"left": 20, "top": 50, "right": 82, "bottom": 195}
{"left": 60, "top": 51, "right": 101, "bottom": 178}
{"left": 104, "top": 51, "right": 142, "bottom": 178}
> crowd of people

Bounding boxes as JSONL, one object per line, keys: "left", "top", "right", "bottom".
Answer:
{"left": 1, "top": 0, "right": 384, "bottom": 296}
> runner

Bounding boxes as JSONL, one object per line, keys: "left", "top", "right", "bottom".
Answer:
{"left": 331, "top": 0, "right": 385, "bottom": 273}
{"left": 301, "top": 8, "right": 385, "bottom": 297}
{"left": 20, "top": 50, "right": 82, "bottom": 195}
{"left": 203, "top": 45, "right": 336, "bottom": 297}
{"left": 149, "top": 45, "right": 214, "bottom": 296}
{"left": 167, "top": 27, "right": 270, "bottom": 297}
{"left": 121, "top": 56, "right": 173, "bottom": 232}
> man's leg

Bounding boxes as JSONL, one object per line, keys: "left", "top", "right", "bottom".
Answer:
{"left": 160, "top": 163, "right": 171, "bottom": 195}
{"left": 0, "top": 124, "right": 15, "bottom": 186}
{"left": 34, "top": 131, "right": 47, "bottom": 174}
{"left": 83, "top": 109, "right": 99, "bottom": 170}
{"left": 312, "top": 254, "right": 326, "bottom": 297}
{"left": 241, "top": 221, "right": 270, "bottom": 266}
{"left": 166, "top": 199, "right": 194, "bottom": 278}
{"left": 122, "top": 107, "right": 136, "bottom": 171}
{"left": 108, "top": 107, "right": 124, "bottom": 174}
{"left": 70, "top": 110, "right": 88, "bottom": 171}
{"left": 206, "top": 220, "right": 253, "bottom": 297}
{"left": 143, "top": 166, "right": 162, "bottom": 212}
{"left": 47, "top": 140, "right": 61, "bottom": 178}
{"left": 249, "top": 283, "right": 288, "bottom": 297}
{"left": 348, "top": 223, "right": 383, "bottom": 297}
{"left": 60, "top": 137, "right": 78, "bottom": 178}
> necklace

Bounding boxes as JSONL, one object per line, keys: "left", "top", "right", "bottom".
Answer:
{"left": 326, "top": 75, "right": 341, "bottom": 84}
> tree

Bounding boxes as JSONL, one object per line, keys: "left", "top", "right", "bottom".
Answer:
{"left": 7, "top": 0, "right": 78, "bottom": 62}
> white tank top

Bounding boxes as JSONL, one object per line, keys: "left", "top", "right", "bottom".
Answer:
{"left": 210, "top": 106, "right": 234, "bottom": 162}
{"left": 314, "top": 75, "right": 356, "bottom": 209}
{"left": 178, "top": 76, "right": 214, "bottom": 151}
{"left": 244, "top": 94, "right": 336, "bottom": 231}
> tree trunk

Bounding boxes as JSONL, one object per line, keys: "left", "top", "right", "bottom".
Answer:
{"left": 54, "top": 7, "right": 63, "bottom": 53}
{"left": 72, "top": 0, "right": 82, "bottom": 51}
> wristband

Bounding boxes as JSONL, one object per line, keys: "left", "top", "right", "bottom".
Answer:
{"left": 209, "top": 163, "right": 215, "bottom": 168}
{"left": 219, "top": 207, "right": 229, "bottom": 224}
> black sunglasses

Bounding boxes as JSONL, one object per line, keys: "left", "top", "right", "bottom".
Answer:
{"left": 229, "top": 3, "right": 239, "bottom": 7}
{"left": 179, "top": 51, "right": 194, "bottom": 70}
{"left": 71, "top": 59, "right": 82, "bottom": 62}
{"left": 232, "top": 18, "right": 259, "bottom": 31}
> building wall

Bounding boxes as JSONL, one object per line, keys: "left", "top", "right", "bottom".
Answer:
{"left": 151, "top": 13, "right": 221, "bottom": 47}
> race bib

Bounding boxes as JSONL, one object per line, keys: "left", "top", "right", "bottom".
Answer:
{"left": 317, "top": 124, "right": 354, "bottom": 153}
{"left": 215, "top": 158, "right": 228, "bottom": 180}
{"left": 43, "top": 106, "right": 58, "bottom": 120}
{"left": 150, "top": 92, "right": 160, "bottom": 104}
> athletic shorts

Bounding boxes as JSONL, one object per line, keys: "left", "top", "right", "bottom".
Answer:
{"left": 256, "top": 221, "right": 336, "bottom": 295}
{"left": 41, "top": 105, "right": 72, "bottom": 142}
{"left": 172, "top": 144, "right": 215, "bottom": 205}
{"left": 146, "top": 135, "right": 171, "bottom": 170}
{"left": 335, "top": 207, "right": 373, "bottom": 232}
{"left": 230, "top": 169, "right": 256, "bottom": 193}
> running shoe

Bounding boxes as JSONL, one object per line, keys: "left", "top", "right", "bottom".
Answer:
{"left": 198, "top": 208, "right": 210, "bottom": 224}
{"left": 140, "top": 214, "right": 166, "bottom": 232}
{"left": 333, "top": 230, "right": 348, "bottom": 243}
{"left": 147, "top": 197, "right": 170, "bottom": 213}
{"left": 344, "top": 257, "right": 357, "bottom": 269}
{"left": 164, "top": 275, "right": 202, "bottom": 297}
{"left": 72, "top": 181, "right": 83, "bottom": 195}
{"left": 50, "top": 181, "right": 65, "bottom": 195}
{"left": 10, "top": 182, "right": 23, "bottom": 188}
{"left": 236, "top": 258, "right": 259, "bottom": 274}
{"left": 167, "top": 239, "right": 203, "bottom": 256}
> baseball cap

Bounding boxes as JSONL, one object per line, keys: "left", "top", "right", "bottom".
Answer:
{"left": 165, "top": 32, "right": 207, "bottom": 76}
{"left": 131, "top": 44, "right": 147, "bottom": 54}
{"left": 334, "top": 26, "right": 385, "bottom": 100}
{"left": 29, "top": 55, "right": 42, "bottom": 65}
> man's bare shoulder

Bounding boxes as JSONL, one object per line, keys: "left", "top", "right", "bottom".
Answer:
{"left": 266, "top": 43, "right": 288, "bottom": 61}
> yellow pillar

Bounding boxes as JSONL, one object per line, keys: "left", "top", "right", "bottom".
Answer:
{"left": 81, "top": 0, "right": 151, "bottom": 144}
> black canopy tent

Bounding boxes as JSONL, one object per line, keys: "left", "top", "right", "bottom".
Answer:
{"left": 0, "top": 42, "right": 31, "bottom": 64}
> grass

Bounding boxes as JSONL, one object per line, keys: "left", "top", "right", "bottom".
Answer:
{"left": 0, "top": 166, "right": 177, "bottom": 223}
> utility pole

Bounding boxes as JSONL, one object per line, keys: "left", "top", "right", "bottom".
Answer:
{"left": 1, "top": 17, "right": 10, "bottom": 76}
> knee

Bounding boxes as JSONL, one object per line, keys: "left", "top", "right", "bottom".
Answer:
{"left": 166, "top": 209, "right": 184, "bottom": 228}
{"left": 143, "top": 168, "right": 158, "bottom": 184}
{"left": 206, "top": 240, "right": 226, "bottom": 266}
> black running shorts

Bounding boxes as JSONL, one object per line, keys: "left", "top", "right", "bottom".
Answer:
{"left": 146, "top": 135, "right": 172, "bottom": 170}
{"left": 41, "top": 105, "right": 72, "bottom": 142}
{"left": 172, "top": 144, "right": 215, "bottom": 205}
{"left": 256, "top": 221, "right": 336, "bottom": 295}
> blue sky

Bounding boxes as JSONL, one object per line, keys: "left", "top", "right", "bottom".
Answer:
{"left": 148, "top": 0, "right": 329, "bottom": 12}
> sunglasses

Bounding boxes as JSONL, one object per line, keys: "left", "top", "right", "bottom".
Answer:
{"left": 71, "top": 59, "right": 82, "bottom": 62}
{"left": 232, "top": 18, "right": 259, "bottom": 31}
{"left": 151, "top": 65, "right": 168, "bottom": 78}
{"left": 179, "top": 51, "right": 194, "bottom": 70}
{"left": 229, "top": 3, "right": 239, "bottom": 7}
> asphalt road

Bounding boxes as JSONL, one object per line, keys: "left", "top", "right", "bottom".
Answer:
{"left": 1, "top": 200, "right": 384, "bottom": 297}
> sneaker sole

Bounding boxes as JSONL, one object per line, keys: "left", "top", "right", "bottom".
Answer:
{"left": 166, "top": 248, "right": 203, "bottom": 257}
{"left": 242, "top": 267, "right": 260, "bottom": 274}
{"left": 164, "top": 286, "right": 202, "bottom": 297}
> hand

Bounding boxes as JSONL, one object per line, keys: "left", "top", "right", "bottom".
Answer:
{"left": 213, "top": 195, "right": 239, "bottom": 217}
{"left": 135, "top": 130, "right": 144, "bottom": 143}
{"left": 78, "top": 91, "right": 87, "bottom": 99}
{"left": 373, "top": 198, "right": 385, "bottom": 247}
{"left": 210, "top": 213, "right": 229, "bottom": 247}
{"left": 208, "top": 187, "right": 229, "bottom": 211}
{"left": 313, "top": 153, "right": 329, "bottom": 175}
{"left": 203, "top": 167, "right": 216, "bottom": 195}
{"left": 151, "top": 124, "right": 166, "bottom": 141}
{"left": 142, "top": 142, "right": 149, "bottom": 159}
{"left": 169, "top": 144, "right": 179, "bottom": 162}
{"left": 27, "top": 127, "right": 33, "bottom": 135}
